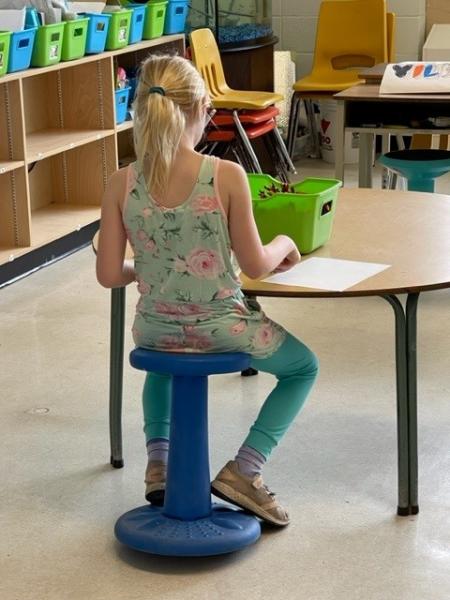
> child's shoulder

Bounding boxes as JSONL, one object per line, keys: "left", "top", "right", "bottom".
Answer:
{"left": 104, "top": 164, "right": 136, "bottom": 208}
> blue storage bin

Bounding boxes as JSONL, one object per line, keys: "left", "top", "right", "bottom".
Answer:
{"left": 115, "top": 87, "right": 130, "bottom": 124}
{"left": 84, "top": 13, "right": 111, "bottom": 54}
{"left": 163, "top": 0, "right": 189, "bottom": 34}
{"left": 128, "top": 5, "right": 146, "bottom": 44}
{"left": 25, "top": 7, "right": 41, "bottom": 29}
{"left": 8, "top": 28, "right": 36, "bottom": 73}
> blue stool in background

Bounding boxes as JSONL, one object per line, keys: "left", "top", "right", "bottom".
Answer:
{"left": 114, "top": 349, "right": 261, "bottom": 557}
{"left": 379, "top": 149, "right": 450, "bottom": 192}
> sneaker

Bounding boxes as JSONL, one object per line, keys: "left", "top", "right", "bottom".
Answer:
{"left": 145, "top": 460, "right": 166, "bottom": 506}
{"left": 211, "top": 460, "right": 290, "bottom": 527}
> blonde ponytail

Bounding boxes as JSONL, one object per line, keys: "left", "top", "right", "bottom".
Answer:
{"left": 133, "top": 55, "right": 206, "bottom": 197}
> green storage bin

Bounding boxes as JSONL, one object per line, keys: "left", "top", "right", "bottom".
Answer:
{"left": 31, "top": 23, "right": 65, "bottom": 67}
{"left": 61, "top": 17, "right": 88, "bottom": 61}
{"left": 249, "top": 174, "right": 342, "bottom": 254}
{"left": 0, "top": 31, "right": 11, "bottom": 77}
{"left": 105, "top": 9, "right": 132, "bottom": 50}
{"left": 143, "top": 1, "right": 167, "bottom": 39}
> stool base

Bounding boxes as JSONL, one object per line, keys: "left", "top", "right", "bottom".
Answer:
{"left": 115, "top": 503, "right": 261, "bottom": 556}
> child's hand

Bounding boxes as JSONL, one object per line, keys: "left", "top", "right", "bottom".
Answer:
{"left": 273, "top": 247, "right": 301, "bottom": 273}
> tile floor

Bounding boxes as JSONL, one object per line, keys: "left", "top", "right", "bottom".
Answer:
{"left": 1, "top": 159, "right": 450, "bottom": 600}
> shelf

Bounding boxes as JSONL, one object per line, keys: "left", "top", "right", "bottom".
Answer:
{"left": 0, "top": 36, "right": 186, "bottom": 279}
{"left": 117, "top": 120, "right": 134, "bottom": 132}
{"left": 0, "top": 160, "right": 25, "bottom": 174}
{"left": 26, "top": 129, "right": 115, "bottom": 162}
{"left": 32, "top": 203, "right": 101, "bottom": 248}
{"left": 0, "top": 203, "right": 100, "bottom": 266}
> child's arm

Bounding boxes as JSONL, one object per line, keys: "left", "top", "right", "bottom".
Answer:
{"left": 223, "top": 161, "right": 300, "bottom": 280}
{"left": 96, "top": 169, "right": 135, "bottom": 288}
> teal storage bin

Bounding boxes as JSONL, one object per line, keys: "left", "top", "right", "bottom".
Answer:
{"left": 249, "top": 174, "right": 342, "bottom": 254}
{"left": 128, "top": 5, "right": 146, "bottom": 43}
{"left": 61, "top": 17, "right": 88, "bottom": 61}
{"left": 84, "top": 13, "right": 111, "bottom": 54}
{"left": 8, "top": 28, "right": 37, "bottom": 73}
{"left": 115, "top": 87, "right": 130, "bottom": 123}
{"left": 163, "top": 0, "right": 189, "bottom": 34}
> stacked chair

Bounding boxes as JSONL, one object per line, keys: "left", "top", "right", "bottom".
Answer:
{"left": 190, "top": 28, "right": 296, "bottom": 182}
{"left": 286, "top": 0, "right": 394, "bottom": 159}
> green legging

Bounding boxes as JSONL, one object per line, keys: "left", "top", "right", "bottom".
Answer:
{"left": 142, "top": 333, "right": 319, "bottom": 458}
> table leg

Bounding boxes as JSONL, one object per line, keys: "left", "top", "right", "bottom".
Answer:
{"left": 359, "top": 132, "right": 374, "bottom": 188}
{"left": 383, "top": 293, "right": 420, "bottom": 515}
{"left": 110, "top": 286, "right": 126, "bottom": 468}
{"left": 381, "top": 133, "right": 391, "bottom": 189}
{"left": 334, "top": 100, "right": 345, "bottom": 184}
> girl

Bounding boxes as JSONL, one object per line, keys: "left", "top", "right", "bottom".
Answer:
{"left": 96, "top": 55, "right": 318, "bottom": 527}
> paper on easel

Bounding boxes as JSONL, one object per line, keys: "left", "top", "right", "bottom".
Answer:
{"left": 380, "top": 61, "right": 450, "bottom": 94}
{"left": 262, "top": 258, "right": 391, "bottom": 291}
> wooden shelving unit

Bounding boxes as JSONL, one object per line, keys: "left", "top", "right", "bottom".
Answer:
{"left": 0, "top": 34, "right": 185, "bottom": 278}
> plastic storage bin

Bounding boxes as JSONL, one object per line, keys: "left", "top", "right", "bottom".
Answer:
{"left": 115, "top": 87, "right": 130, "bottom": 124}
{"left": 84, "top": 13, "right": 111, "bottom": 54}
{"left": 31, "top": 23, "right": 65, "bottom": 67}
{"left": 164, "top": 0, "right": 189, "bottom": 34}
{"left": 143, "top": 1, "right": 167, "bottom": 39}
{"left": 0, "top": 32, "right": 12, "bottom": 77}
{"left": 61, "top": 17, "right": 88, "bottom": 61}
{"left": 248, "top": 174, "right": 342, "bottom": 254}
{"left": 128, "top": 4, "right": 146, "bottom": 43}
{"left": 8, "top": 28, "right": 36, "bottom": 73}
{"left": 105, "top": 9, "right": 132, "bottom": 50}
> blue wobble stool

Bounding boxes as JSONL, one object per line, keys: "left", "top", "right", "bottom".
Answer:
{"left": 114, "top": 349, "right": 261, "bottom": 557}
{"left": 379, "top": 149, "right": 450, "bottom": 193}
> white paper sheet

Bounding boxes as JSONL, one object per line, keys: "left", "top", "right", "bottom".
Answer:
{"left": 262, "top": 258, "right": 391, "bottom": 291}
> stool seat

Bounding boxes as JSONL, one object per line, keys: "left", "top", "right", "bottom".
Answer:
{"left": 129, "top": 348, "right": 251, "bottom": 376}
{"left": 379, "top": 149, "right": 450, "bottom": 193}
{"left": 115, "top": 348, "right": 261, "bottom": 557}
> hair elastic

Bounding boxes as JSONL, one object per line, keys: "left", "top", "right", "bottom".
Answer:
{"left": 149, "top": 86, "right": 166, "bottom": 96}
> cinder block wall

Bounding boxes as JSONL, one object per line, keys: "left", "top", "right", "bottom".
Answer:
{"left": 272, "top": 0, "right": 426, "bottom": 77}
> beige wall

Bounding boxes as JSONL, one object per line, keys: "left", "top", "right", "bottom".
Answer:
{"left": 273, "top": 0, "right": 426, "bottom": 78}
{"left": 426, "top": 0, "right": 450, "bottom": 34}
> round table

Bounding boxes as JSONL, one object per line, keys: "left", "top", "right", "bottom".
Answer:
{"left": 96, "top": 188, "right": 450, "bottom": 516}
{"left": 241, "top": 187, "right": 450, "bottom": 516}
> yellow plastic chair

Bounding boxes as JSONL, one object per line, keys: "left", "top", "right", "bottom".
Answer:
{"left": 190, "top": 28, "right": 295, "bottom": 175}
{"left": 287, "top": 0, "right": 391, "bottom": 158}
{"left": 190, "top": 27, "right": 283, "bottom": 110}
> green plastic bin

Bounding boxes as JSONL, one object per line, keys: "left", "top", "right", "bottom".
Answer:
{"left": 143, "top": 1, "right": 167, "bottom": 39}
{"left": 0, "top": 31, "right": 11, "bottom": 77}
{"left": 105, "top": 9, "right": 132, "bottom": 50}
{"left": 61, "top": 17, "right": 88, "bottom": 61}
{"left": 31, "top": 22, "right": 65, "bottom": 67}
{"left": 248, "top": 174, "right": 342, "bottom": 254}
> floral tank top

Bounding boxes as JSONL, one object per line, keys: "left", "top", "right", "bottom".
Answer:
{"left": 122, "top": 155, "right": 286, "bottom": 359}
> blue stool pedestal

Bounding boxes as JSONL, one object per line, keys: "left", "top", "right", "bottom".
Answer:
{"left": 115, "top": 503, "right": 261, "bottom": 556}
{"left": 379, "top": 149, "right": 450, "bottom": 193}
{"left": 115, "top": 349, "right": 261, "bottom": 557}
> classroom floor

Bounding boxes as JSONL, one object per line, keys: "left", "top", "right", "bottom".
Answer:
{"left": 2, "top": 160, "right": 450, "bottom": 600}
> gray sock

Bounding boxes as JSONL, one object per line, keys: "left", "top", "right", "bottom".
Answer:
{"left": 235, "top": 445, "right": 266, "bottom": 479}
{"left": 147, "top": 438, "right": 169, "bottom": 463}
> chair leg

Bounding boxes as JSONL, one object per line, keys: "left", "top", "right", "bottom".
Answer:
{"left": 272, "top": 125, "right": 297, "bottom": 174}
{"left": 264, "top": 131, "right": 289, "bottom": 182}
{"left": 287, "top": 93, "right": 301, "bottom": 158}
{"left": 233, "top": 110, "right": 262, "bottom": 173}
{"left": 304, "top": 99, "right": 321, "bottom": 159}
